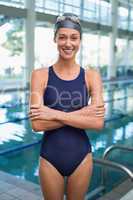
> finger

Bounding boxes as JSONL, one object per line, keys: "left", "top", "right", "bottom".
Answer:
{"left": 96, "top": 105, "right": 105, "bottom": 108}
{"left": 29, "top": 108, "right": 40, "bottom": 114}
{"left": 29, "top": 112, "right": 40, "bottom": 118}
{"left": 30, "top": 113, "right": 43, "bottom": 119}
{"left": 96, "top": 111, "right": 105, "bottom": 115}
{"left": 96, "top": 112, "right": 105, "bottom": 116}
{"left": 96, "top": 108, "right": 105, "bottom": 112}
{"left": 30, "top": 104, "right": 41, "bottom": 109}
{"left": 30, "top": 116, "right": 40, "bottom": 121}
{"left": 96, "top": 113, "right": 105, "bottom": 117}
{"left": 29, "top": 109, "right": 40, "bottom": 114}
{"left": 29, "top": 111, "right": 40, "bottom": 116}
{"left": 95, "top": 115, "right": 104, "bottom": 119}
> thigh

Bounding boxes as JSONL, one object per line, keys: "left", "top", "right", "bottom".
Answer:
{"left": 39, "top": 157, "right": 65, "bottom": 200}
{"left": 66, "top": 153, "right": 93, "bottom": 200}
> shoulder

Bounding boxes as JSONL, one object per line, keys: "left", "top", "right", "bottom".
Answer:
{"left": 31, "top": 67, "right": 49, "bottom": 78}
{"left": 85, "top": 66, "right": 101, "bottom": 77}
{"left": 30, "top": 66, "right": 49, "bottom": 87}
{"left": 85, "top": 66, "right": 102, "bottom": 86}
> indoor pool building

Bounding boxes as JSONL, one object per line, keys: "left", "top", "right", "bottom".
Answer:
{"left": 0, "top": 0, "right": 133, "bottom": 200}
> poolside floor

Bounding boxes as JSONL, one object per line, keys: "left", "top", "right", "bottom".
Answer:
{"left": 0, "top": 170, "right": 132, "bottom": 200}
{"left": 97, "top": 179, "right": 133, "bottom": 200}
{"left": 0, "top": 170, "right": 43, "bottom": 200}
{"left": 0, "top": 170, "right": 68, "bottom": 200}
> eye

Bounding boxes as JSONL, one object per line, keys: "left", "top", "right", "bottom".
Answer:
{"left": 58, "top": 36, "right": 66, "bottom": 40}
{"left": 72, "top": 37, "right": 78, "bottom": 40}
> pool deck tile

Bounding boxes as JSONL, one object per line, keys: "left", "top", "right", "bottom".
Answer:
{"left": 0, "top": 170, "right": 43, "bottom": 200}
{"left": 0, "top": 170, "right": 133, "bottom": 200}
{"left": 120, "top": 189, "right": 133, "bottom": 200}
{"left": 97, "top": 179, "right": 133, "bottom": 200}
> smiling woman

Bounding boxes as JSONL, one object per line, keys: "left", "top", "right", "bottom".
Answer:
{"left": 54, "top": 28, "right": 80, "bottom": 61}
{"left": 29, "top": 12, "right": 105, "bottom": 200}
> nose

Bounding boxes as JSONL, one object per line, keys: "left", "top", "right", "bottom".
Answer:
{"left": 65, "top": 38, "right": 72, "bottom": 47}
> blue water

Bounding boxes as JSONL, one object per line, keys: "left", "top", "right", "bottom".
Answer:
{"left": 0, "top": 83, "right": 133, "bottom": 197}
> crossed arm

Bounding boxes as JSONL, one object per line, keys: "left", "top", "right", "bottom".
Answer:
{"left": 29, "top": 68, "right": 105, "bottom": 132}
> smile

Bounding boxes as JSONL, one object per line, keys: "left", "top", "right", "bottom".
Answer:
{"left": 63, "top": 49, "right": 73, "bottom": 54}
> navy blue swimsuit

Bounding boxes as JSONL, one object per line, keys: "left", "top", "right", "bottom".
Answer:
{"left": 40, "top": 65, "right": 92, "bottom": 176}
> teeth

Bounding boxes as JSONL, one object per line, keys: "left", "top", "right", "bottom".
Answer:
{"left": 63, "top": 49, "right": 73, "bottom": 54}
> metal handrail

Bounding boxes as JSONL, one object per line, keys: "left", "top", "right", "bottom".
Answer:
{"left": 101, "top": 145, "right": 133, "bottom": 188}
{"left": 85, "top": 157, "right": 133, "bottom": 199}
{"left": 103, "top": 145, "right": 133, "bottom": 160}
{"left": 85, "top": 185, "right": 105, "bottom": 200}
{"left": 101, "top": 145, "right": 133, "bottom": 186}
{"left": 94, "top": 158, "right": 133, "bottom": 181}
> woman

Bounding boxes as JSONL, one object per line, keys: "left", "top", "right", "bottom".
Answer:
{"left": 29, "top": 13, "right": 105, "bottom": 200}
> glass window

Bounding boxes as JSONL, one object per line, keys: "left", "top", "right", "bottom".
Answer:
{"left": 83, "top": 0, "right": 111, "bottom": 25}
{"left": 118, "top": 7, "right": 128, "bottom": 30}
{"left": 44, "top": 0, "right": 59, "bottom": 14}
{"left": 83, "top": 0, "right": 97, "bottom": 22}
{"left": 36, "top": 0, "right": 81, "bottom": 14}
{"left": 65, "top": 0, "right": 80, "bottom": 6}
{"left": 129, "top": 9, "right": 133, "bottom": 31}
{"left": 0, "top": 0, "right": 24, "bottom": 8}
{"left": 82, "top": 32, "right": 99, "bottom": 67}
{"left": 64, "top": 0, "right": 80, "bottom": 16}
{"left": 64, "top": 5, "right": 80, "bottom": 16}
{"left": 0, "top": 16, "right": 25, "bottom": 81}
{"left": 126, "top": 40, "right": 133, "bottom": 76}
{"left": 36, "top": 0, "right": 45, "bottom": 11}
{"left": 35, "top": 25, "right": 57, "bottom": 68}
{"left": 100, "top": 0, "right": 111, "bottom": 25}
{"left": 36, "top": 0, "right": 59, "bottom": 14}
{"left": 82, "top": 32, "right": 110, "bottom": 78}
{"left": 116, "top": 38, "right": 127, "bottom": 76}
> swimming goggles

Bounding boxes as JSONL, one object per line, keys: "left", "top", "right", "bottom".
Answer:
{"left": 56, "top": 15, "right": 81, "bottom": 25}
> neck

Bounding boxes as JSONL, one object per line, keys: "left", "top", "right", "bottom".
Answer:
{"left": 55, "top": 57, "right": 78, "bottom": 71}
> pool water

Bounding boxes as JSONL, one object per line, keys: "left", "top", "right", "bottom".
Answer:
{"left": 0, "top": 116, "right": 132, "bottom": 191}
{"left": 0, "top": 84, "right": 133, "bottom": 196}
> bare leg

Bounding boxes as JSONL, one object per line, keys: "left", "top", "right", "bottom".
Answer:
{"left": 66, "top": 153, "right": 93, "bottom": 200}
{"left": 39, "top": 157, "right": 65, "bottom": 200}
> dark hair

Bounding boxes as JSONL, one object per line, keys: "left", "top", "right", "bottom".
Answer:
{"left": 54, "top": 13, "right": 82, "bottom": 39}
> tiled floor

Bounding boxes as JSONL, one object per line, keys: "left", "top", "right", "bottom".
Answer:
{"left": 97, "top": 179, "right": 133, "bottom": 200}
{"left": 0, "top": 170, "right": 68, "bottom": 200}
{"left": 0, "top": 170, "right": 132, "bottom": 200}
{"left": 120, "top": 189, "right": 133, "bottom": 200}
{"left": 0, "top": 171, "right": 43, "bottom": 200}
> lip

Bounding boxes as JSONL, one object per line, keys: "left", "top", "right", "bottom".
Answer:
{"left": 63, "top": 49, "right": 73, "bottom": 54}
{"left": 63, "top": 48, "right": 73, "bottom": 50}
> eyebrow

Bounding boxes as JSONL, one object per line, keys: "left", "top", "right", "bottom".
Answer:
{"left": 58, "top": 33, "right": 79, "bottom": 36}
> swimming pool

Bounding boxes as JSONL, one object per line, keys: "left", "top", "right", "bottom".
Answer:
{"left": 0, "top": 83, "right": 133, "bottom": 197}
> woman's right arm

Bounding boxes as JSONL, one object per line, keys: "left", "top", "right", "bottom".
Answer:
{"left": 29, "top": 68, "right": 64, "bottom": 132}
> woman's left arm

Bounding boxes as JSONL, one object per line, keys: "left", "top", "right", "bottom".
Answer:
{"left": 54, "top": 69, "right": 105, "bottom": 130}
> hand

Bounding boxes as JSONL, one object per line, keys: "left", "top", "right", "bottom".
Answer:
{"left": 28, "top": 105, "right": 57, "bottom": 121}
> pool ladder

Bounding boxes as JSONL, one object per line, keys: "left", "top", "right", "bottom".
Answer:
{"left": 85, "top": 145, "right": 133, "bottom": 200}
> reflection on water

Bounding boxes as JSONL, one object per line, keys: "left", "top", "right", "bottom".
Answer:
{"left": 0, "top": 108, "right": 8, "bottom": 123}
{"left": 0, "top": 123, "right": 25, "bottom": 144}
{"left": 0, "top": 94, "right": 12, "bottom": 105}
{"left": 89, "top": 120, "right": 133, "bottom": 156}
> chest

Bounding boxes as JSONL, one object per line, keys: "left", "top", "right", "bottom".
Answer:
{"left": 43, "top": 82, "right": 89, "bottom": 111}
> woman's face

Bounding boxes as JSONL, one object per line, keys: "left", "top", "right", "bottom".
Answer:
{"left": 55, "top": 28, "right": 81, "bottom": 60}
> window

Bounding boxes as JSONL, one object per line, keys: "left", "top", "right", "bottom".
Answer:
{"left": 0, "top": 16, "right": 25, "bottom": 81}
